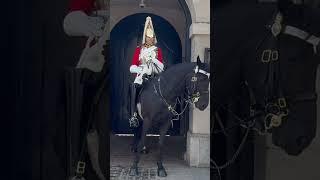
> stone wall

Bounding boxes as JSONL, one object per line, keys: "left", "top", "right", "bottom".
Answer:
{"left": 185, "top": 0, "right": 211, "bottom": 167}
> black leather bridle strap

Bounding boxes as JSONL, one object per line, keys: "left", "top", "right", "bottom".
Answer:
{"left": 262, "top": 34, "right": 283, "bottom": 100}
{"left": 286, "top": 92, "right": 318, "bottom": 103}
{"left": 283, "top": 25, "right": 320, "bottom": 54}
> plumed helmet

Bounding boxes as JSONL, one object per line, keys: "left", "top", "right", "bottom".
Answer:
{"left": 142, "top": 16, "right": 157, "bottom": 45}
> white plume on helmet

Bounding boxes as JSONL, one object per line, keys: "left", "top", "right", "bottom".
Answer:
{"left": 142, "top": 16, "right": 157, "bottom": 45}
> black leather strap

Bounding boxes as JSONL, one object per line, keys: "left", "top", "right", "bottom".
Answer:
{"left": 286, "top": 92, "right": 318, "bottom": 103}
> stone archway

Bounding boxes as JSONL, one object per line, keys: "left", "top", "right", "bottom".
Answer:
{"left": 108, "top": 0, "right": 210, "bottom": 167}
{"left": 110, "top": 13, "right": 182, "bottom": 134}
{"left": 184, "top": 0, "right": 210, "bottom": 167}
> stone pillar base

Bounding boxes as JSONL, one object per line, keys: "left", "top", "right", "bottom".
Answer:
{"left": 185, "top": 131, "right": 210, "bottom": 167}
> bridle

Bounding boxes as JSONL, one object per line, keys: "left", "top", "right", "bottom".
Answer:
{"left": 187, "top": 65, "right": 210, "bottom": 103}
{"left": 249, "top": 10, "right": 319, "bottom": 133}
{"left": 153, "top": 64, "right": 210, "bottom": 117}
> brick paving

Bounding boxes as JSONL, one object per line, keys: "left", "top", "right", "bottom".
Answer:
{"left": 110, "top": 135, "right": 210, "bottom": 180}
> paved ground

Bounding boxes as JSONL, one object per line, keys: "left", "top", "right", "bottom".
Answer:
{"left": 110, "top": 134, "right": 210, "bottom": 180}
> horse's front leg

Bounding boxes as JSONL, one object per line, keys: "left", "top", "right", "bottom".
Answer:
{"left": 156, "top": 120, "right": 171, "bottom": 177}
{"left": 130, "top": 126, "right": 141, "bottom": 153}
{"left": 129, "top": 120, "right": 150, "bottom": 176}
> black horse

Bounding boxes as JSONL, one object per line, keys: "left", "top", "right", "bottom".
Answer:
{"left": 129, "top": 58, "right": 210, "bottom": 177}
{"left": 213, "top": 0, "right": 320, "bottom": 157}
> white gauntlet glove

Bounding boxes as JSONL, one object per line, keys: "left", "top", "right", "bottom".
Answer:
{"left": 77, "top": 37, "right": 105, "bottom": 72}
{"left": 152, "top": 58, "right": 164, "bottom": 72}
{"left": 142, "top": 65, "right": 152, "bottom": 76}
{"left": 63, "top": 11, "right": 104, "bottom": 37}
{"left": 130, "top": 65, "right": 143, "bottom": 74}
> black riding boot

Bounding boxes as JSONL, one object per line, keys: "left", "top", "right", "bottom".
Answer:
{"left": 129, "top": 83, "right": 139, "bottom": 127}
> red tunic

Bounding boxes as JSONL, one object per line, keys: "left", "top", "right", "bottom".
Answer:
{"left": 68, "top": 0, "right": 95, "bottom": 14}
{"left": 131, "top": 46, "right": 163, "bottom": 66}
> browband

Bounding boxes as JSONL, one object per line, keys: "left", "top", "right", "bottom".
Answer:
{"left": 194, "top": 65, "right": 210, "bottom": 78}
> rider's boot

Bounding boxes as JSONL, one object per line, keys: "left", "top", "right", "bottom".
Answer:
{"left": 129, "top": 83, "right": 139, "bottom": 127}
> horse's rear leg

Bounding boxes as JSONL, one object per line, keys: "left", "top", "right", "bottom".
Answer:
{"left": 157, "top": 121, "right": 171, "bottom": 177}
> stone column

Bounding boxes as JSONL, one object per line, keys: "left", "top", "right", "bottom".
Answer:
{"left": 185, "top": 19, "right": 210, "bottom": 167}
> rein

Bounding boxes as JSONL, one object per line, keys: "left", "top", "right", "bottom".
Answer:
{"left": 152, "top": 65, "right": 210, "bottom": 124}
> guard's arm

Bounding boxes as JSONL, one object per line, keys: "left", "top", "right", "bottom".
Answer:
{"left": 130, "top": 47, "right": 143, "bottom": 74}
{"left": 152, "top": 48, "right": 164, "bottom": 71}
{"left": 63, "top": 0, "right": 104, "bottom": 37}
{"left": 130, "top": 65, "right": 143, "bottom": 74}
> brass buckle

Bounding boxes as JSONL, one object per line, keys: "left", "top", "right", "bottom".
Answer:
{"left": 270, "top": 115, "right": 282, "bottom": 127}
{"left": 271, "top": 50, "right": 279, "bottom": 61}
{"left": 261, "top": 49, "right": 278, "bottom": 62}
{"left": 76, "top": 161, "right": 86, "bottom": 175}
{"left": 261, "top": 49, "right": 272, "bottom": 63}
{"left": 278, "top": 98, "right": 287, "bottom": 108}
{"left": 282, "top": 108, "right": 289, "bottom": 116}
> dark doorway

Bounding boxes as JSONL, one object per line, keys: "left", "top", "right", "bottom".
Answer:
{"left": 110, "top": 13, "right": 183, "bottom": 135}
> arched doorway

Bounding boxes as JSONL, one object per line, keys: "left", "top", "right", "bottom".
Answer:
{"left": 110, "top": 13, "right": 183, "bottom": 134}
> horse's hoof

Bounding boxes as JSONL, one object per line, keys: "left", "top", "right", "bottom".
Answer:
{"left": 140, "top": 147, "right": 149, "bottom": 154}
{"left": 129, "top": 166, "right": 139, "bottom": 176}
{"left": 157, "top": 168, "right": 167, "bottom": 177}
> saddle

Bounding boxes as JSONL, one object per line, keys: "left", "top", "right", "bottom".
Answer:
{"left": 136, "top": 74, "right": 157, "bottom": 103}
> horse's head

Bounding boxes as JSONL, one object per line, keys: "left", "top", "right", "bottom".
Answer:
{"left": 270, "top": 35, "right": 319, "bottom": 155}
{"left": 247, "top": 12, "right": 320, "bottom": 155}
{"left": 269, "top": 5, "right": 320, "bottom": 155}
{"left": 187, "top": 56, "right": 210, "bottom": 111}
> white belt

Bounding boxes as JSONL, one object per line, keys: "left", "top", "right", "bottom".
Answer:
{"left": 283, "top": 25, "right": 320, "bottom": 54}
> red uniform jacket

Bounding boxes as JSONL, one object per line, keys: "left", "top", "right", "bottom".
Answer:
{"left": 68, "top": 0, "right": 95, "bottom": 14}
{"left": 131, "top": 46, "right": 163, "bottom": 66}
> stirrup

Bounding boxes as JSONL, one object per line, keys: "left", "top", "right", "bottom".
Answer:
{"left": 129, "top": 112, "right": 139, "bottom": 128}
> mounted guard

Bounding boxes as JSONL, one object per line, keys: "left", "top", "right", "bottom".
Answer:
{"left": 129, "top": 16, "right": 165, "bottom": 127}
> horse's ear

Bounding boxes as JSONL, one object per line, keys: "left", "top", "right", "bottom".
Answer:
{"left": 197, "top": 56, "right": 201, "bottom": 65}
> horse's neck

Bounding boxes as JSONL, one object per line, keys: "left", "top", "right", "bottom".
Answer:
{"left": 159, "top": 63, "right": 194, "bottom": 99}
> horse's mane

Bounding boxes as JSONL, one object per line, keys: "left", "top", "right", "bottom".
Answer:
{"left": 143, "top": 62, "right": 209, "bottom": 88}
